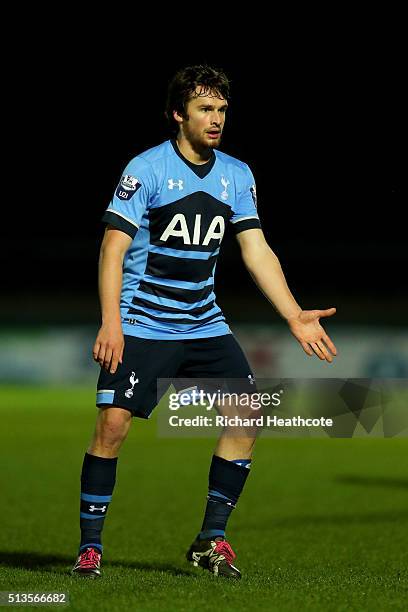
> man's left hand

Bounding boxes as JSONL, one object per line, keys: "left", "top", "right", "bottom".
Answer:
{"left": 288, "top": 308, "right": 337, "bottom": 362}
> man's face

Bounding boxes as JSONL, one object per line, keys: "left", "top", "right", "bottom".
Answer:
{"left": 177, "top": 87, "right": 228, "bottom": 149}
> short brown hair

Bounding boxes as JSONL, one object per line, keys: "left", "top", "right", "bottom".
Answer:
{"left": 165, "top": 64, "right": 230, "bottom": 133}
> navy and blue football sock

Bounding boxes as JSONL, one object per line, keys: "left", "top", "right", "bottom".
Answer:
{"left": 79, "top": 452, "right": 117, "bottom": 553}
{"left": 199, "top": 455, "right": 251, "bottom": 540}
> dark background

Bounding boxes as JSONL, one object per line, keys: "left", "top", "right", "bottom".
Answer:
{"left": 5, "top": 33, "right": 405, "bottom": 327}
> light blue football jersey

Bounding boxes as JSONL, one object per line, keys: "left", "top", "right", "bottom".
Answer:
{"left": 102, "top": 139, "right": 261, "bottom": 340}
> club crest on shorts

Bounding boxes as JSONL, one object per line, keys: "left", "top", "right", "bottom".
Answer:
{"left": 125, "top": 371, "right": 139, "bottom": 398}
{"left": 116, "top": 175, "right": 141, "bottom": 201}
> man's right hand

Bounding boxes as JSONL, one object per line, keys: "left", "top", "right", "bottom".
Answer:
{"left": 93, "top": 322, "right": 125, "bottom": 374}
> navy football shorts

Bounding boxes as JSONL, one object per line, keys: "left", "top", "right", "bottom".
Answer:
{"left": 96, "top": 333, "right": 256, "bottom": 419}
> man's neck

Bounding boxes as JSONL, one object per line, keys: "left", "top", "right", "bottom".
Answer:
{"left": 175, "top": 136, "right": 212, "bottom": 165}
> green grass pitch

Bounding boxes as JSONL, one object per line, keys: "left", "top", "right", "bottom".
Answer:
{"left": 1, "top": 386, "right": 408, "bottom": 611}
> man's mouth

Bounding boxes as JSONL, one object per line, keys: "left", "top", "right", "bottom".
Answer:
{"left": 207, "top": 130, "right": 221, "bottom": 139}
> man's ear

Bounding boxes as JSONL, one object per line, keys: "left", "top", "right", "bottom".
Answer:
{"left": 173, "top": 109, "right": 184, "bottom": 125}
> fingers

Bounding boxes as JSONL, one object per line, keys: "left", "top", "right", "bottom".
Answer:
{"left": 301, "top": 341, "right": 314, "bottom": 357}
{"left": 96, "top": 345, "right": 106, "bottom": 368}
{"left": 318, "top": 307, "right": 337, "bottom": 318}
{"left": 109, "top": 356, "right": 119, "bottom": 374}
{"left": 309, "top": 339, "right": 336, "bottom": 362}
{"left": 300, "top": 336, "right": 336, "bottom": 361}
{"left": 323, "top": 332, "right": 337, "bottom": 356}
{"left": 109, "top": 347, "right": 124, "bottom": 374}
{"left": 103, "top": 347, "right": 113, "bottom": 371}
{"left": 93, "top": 342, "right": 124, "bottom": 372}
{"left": 317, "top": 340, "right": 334, "bottom": 363}
{"left": 311, "top": 342, "right": 325, "bottom": 360}
{"left": 93, "top": 342, "right": 100, "bottom": 362}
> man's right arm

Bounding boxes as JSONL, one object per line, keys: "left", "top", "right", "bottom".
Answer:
{"left": 93, "top": 225, "right": 132, "bottom": 374}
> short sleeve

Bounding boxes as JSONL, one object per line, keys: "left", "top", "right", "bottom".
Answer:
{"left": 230, "top": 164, "right": 261, "bottom": 235}
{"left": 102, "top": 156, "right": 154, "bottom": 238}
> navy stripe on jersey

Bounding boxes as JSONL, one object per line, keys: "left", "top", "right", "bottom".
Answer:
{"left": 231, "top": 217, "right": 261, "bottom": 235}
{"left": 150, "top": 245, "right": 219, "bottom": 259}
{"left": 142, "top": 275, "right": 214, "bottom": 291}
{"left": 132, "top": 288, "right": 215, "bottom": 311}
{"left": 125, "top": 310, "right": 224, "bottom": 326}
{"left": 102, "top": 210, "right": 139, "bottom": 238}
{"left": 146, "top": 252, "right": 217, "bottom": 282}
{"left": 129, "top": 296, "right": 215, "bottom": 316}
{"left": 127, "top": 304, "right": 221, "bottom": 323}
{"left": 138, "top": 280, "right": 214, "bottom": 304}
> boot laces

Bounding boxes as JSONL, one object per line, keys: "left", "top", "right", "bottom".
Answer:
{"left": 79, "top": 547, "right": 100, "bottom": 567}
{"left": 213, "top": 541, "right": 236, "bottom": 565}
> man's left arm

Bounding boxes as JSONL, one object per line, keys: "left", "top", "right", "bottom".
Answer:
{"left": 236, "top": 228, "right": 337, "bottom": 363}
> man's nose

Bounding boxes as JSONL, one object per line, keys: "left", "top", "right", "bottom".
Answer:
{"left": 211, "top": 112, "right": 222, "bottom": 125}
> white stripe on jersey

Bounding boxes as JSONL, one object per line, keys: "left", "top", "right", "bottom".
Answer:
{"left": 230, "top": 215, "right": 259, "bottom": 224}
